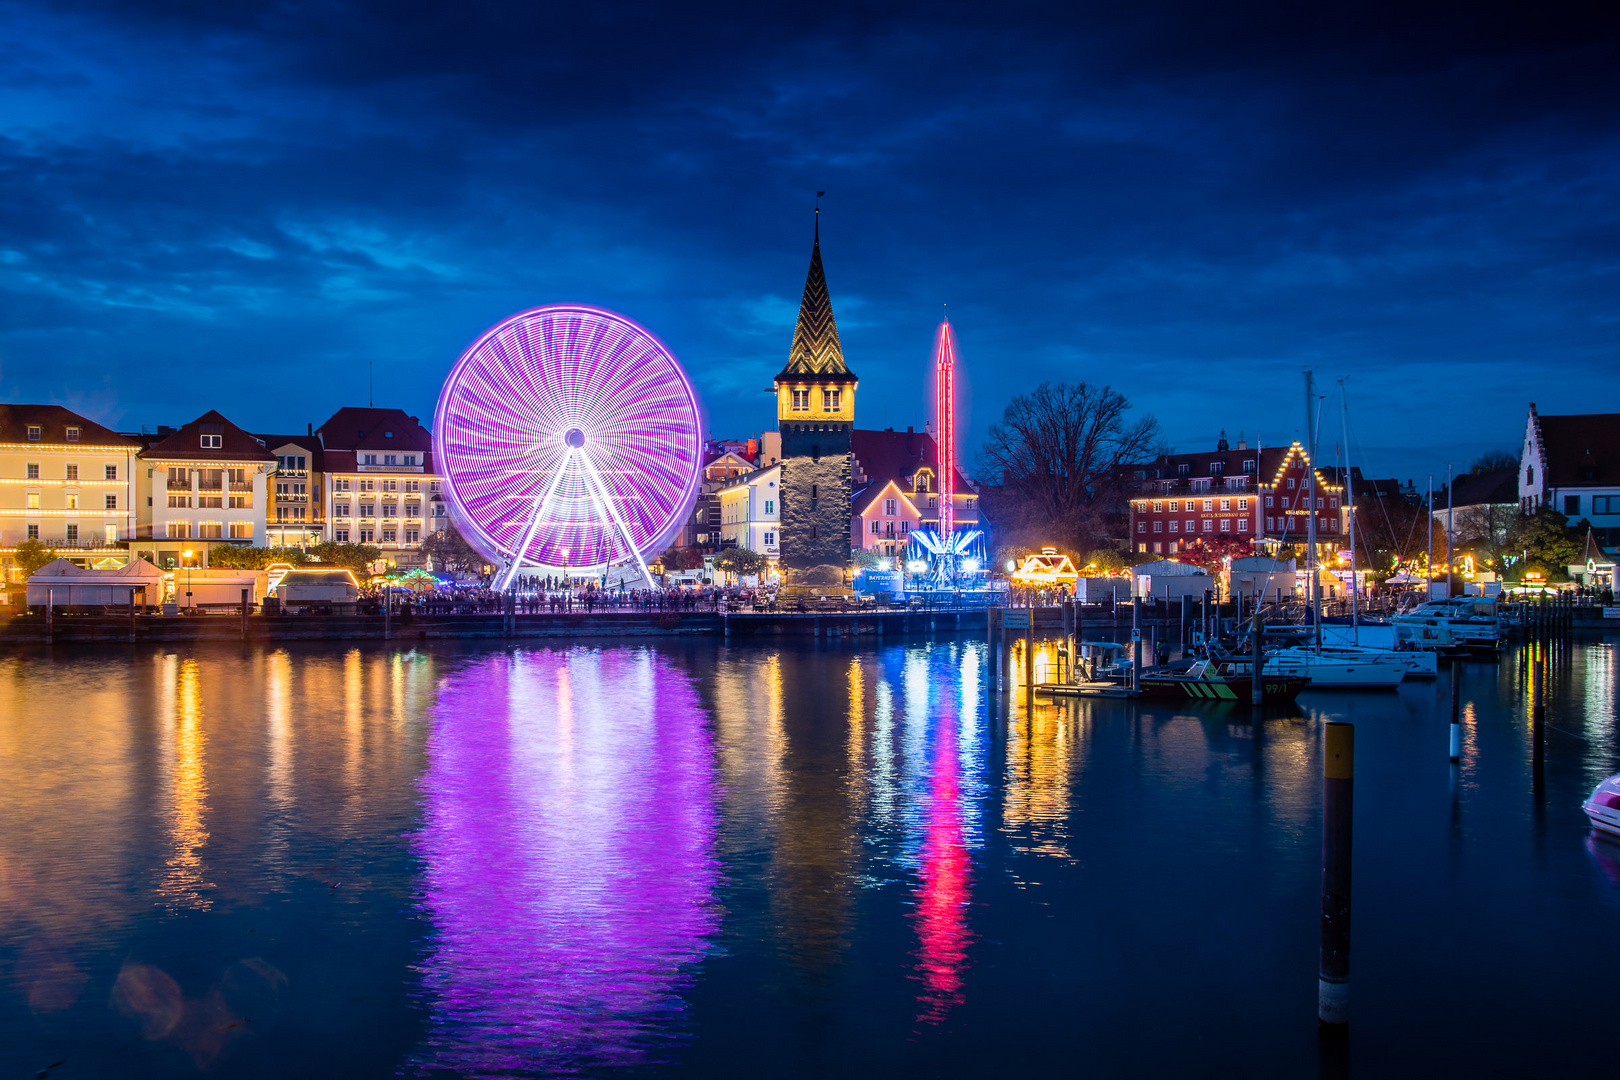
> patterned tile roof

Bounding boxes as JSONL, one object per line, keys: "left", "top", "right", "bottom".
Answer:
{"left": 777, "top": 215, "right": 857, "bottom": 381}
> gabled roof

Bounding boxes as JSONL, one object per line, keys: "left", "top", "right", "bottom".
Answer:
{"left": 0, "top": 404, "right": 138, "bottom": 448}
{"left": 1533, "top": 410, "right": 1620, "bottom": 487}
{"left": 777, "top": 216, "right": 856, "bottom": 381}
{"left": 315, "top": 407, "right": 432, "bottom": 451}
{"left": 716, "top": 461, "right": 780, "bottom": 496}
{"left": 140, "top": 410, "right": 276, "bottom": 463}
{"left": 851, "top": 428, "right": 973, "bottom": 495}
{"left": 852, "top": 478, "right": 920, "bottom": 518}
{"left": 1582, "top": 529, "right": 1612, "bottom": 566}
{"left": 1448, "top": 468, "right": 1518, "bottom": 508}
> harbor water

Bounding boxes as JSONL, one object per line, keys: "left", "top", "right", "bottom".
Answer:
{"left": 1, "top": 636, "right": 1616, "bottom": 1077}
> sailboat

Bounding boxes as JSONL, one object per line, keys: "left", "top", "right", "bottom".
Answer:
{"left": 1268, "top": 373, "right": 1407, "bottom": 689}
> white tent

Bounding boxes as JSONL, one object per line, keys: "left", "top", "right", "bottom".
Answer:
{"left": 26, "top": 557, "right": 166, "bottom": 607}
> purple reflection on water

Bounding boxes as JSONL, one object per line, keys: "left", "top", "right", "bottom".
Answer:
{"left": 410, "top": 649, "right": 720, "bottom": 1077}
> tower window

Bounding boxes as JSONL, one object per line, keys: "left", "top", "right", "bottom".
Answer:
{"left": 791, "top": 389, "right": 810, "bottom": 411}
{"left": 822, "top": 388, "right": 841, "bottom": 412}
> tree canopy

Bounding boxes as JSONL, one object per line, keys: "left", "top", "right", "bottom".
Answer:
{"left": 11, "top": 538, "right": 59, "bottom": 578}
{"left": 975, "top": 381, "right": 1159, "bottom": 554}
{"left": 1506, "top": 507, "right": 1585, "bottom": 580}
{"left": 418, "top": 524, "right": 483, "bottom": 575}
{"left": 713, "top": 547, "right": 767, "bottom": 579}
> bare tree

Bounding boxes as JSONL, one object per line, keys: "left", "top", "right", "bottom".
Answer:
{"left": 1468, "top": 448, "right": 1519, "bottom": 474}
{"left": 976, "top": 382, "right": 1159, "bottom": 552}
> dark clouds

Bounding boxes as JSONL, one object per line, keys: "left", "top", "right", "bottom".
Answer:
{"left": 2, "top": 1, "right": 1619, "bottom": 474}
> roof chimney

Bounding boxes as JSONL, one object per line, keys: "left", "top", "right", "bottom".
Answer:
{"left": 907, "top": 426, "right": 913, "bottom": 433}
{"left": 308, "top": 422, "right": 313, "bottom": 437}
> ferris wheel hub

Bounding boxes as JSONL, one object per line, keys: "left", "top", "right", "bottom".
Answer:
{"left": 564, "top": 427, "right": 586, "bottom": 449}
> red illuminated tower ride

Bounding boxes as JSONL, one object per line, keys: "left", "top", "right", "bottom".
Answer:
{"left": 935, "top": 317, "right": 956, "bottom": 544}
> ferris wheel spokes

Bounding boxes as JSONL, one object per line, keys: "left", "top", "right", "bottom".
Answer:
{"left": 578, "top": 447, "right": 656, "bottom": 589}
{"left": 494, "top": 446, "right": 576, "bottom": 593}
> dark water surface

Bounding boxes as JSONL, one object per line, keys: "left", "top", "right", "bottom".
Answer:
{"left": 2, "top": 636, "right": 1617, "bottom": 1077}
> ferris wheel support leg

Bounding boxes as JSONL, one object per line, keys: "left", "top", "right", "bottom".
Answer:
{"left": 579, "top": 451, "right": 656, "bottom": 590}
{"left": 496, "top": 449, "right": 573, "bottom": 593}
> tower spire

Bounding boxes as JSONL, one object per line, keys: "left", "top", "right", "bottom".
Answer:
{"left": 778, "top": 212, "right": 854, "bottom": 379}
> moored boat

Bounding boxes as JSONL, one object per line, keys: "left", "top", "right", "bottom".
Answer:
{"left": 1584, "top": 774, "right": 1620, "bottom": 838}
{"left": 1261, "top": 645, "right": 1408, "bottom": 688}
{"left": 1137, "top": 659, "right": 1308, "bottom": 702}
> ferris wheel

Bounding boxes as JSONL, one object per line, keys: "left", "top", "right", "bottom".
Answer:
{"left": 432, "top": 305, "right": 704, "bottom": 590}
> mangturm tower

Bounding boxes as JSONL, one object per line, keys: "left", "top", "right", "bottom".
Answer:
{"left": 775, "top": 212, "right": 857, "bottom": 596}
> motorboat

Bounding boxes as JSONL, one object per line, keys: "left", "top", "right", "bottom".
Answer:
{"left": 1314, "top": 642, "right": 1437, "bottom": 677}
{"left": 1584, "top": 774, "right": 1620, "bottom": 838}
{"left": 1260, "top": 645, "right": 1408, "bottom": 689}
{"left": 1392, "top": 597, "right": 1503, "bottom": 653}
{"left": 1137, "top": 659, "right": 1309, "bottom": 702}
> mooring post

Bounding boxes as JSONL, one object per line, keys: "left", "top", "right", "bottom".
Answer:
{"left": 1132, "top": 591, "right": 1142, "bottom": 693}
{"left": 1320, "top": 721, "right": 1354, "bottom": 1027}
{"left": 241, "top": 587, "right": 249, "bottom": 641}
{"left": 1449, "top": 659, "right": 1462, "bottom": 762}
{"left": 46, "top": 587, "right": 53, "bottom": 645}
{"left": 130, "top": 586, "right": 138, "bottom": 643}
{"left": 384, "top": 588, "right": 391, "bottom": 640}
{"left": 1531, "top": 649, "right": 1545, "bottom": 766}
{"left": 1251, "top": 611, "right": 1265, "bottom": 705}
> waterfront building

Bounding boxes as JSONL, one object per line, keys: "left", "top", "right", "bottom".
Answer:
{"left": 1519, "top": 402, "right": 1620, "bottom": 553}
{"left": 1433, "top": 467, "right": 1518, "bottom": 560}
{"left": 0, "top": 405, "right": 140, "bottom": 597}
{"left": 1128, "top": 432, "right": 1347, "bottom": 559}
{"left": 260, "top": 430, "right": 326, "bottom": 548}
{"left": 315, "top": 407, "right": 446, "bottom": 569}
{"left": 717, "top": 463, "right": 781, "bottom": 558}
{"left": 681, "top": 443, "right": 760, "bottom": 551}
{"left": 773, "top": 216, "right": 857, "bottom": 595}
{"left": 132, "top": 410, "right": 275, "bottom": 567}
{"left": 849, "top": 427, "right": 981, "bottom": 557}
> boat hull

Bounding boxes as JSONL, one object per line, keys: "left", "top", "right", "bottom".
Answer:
{"left": 1137, "top": 674, "right": 1308, "bottom": 702}
{"left": 1584, "top": 777, "right": 1620, "bottom": 838}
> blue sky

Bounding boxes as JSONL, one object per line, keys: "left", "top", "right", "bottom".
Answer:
{"left": 2, "top": 2, "right": 1618, "bottom": 481}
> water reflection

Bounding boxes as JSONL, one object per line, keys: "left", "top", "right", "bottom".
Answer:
{"left": 410, "top": 649, "right": 720, "bottom": 1076}
{"left": 158, "top": 655, "right": 212, "bottom": 910}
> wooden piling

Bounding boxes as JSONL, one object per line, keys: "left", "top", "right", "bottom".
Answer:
{"left": 1251, "top": 612, "right": 1265, "bottom": 705}
{"left": 241, "top": 587, "right": 249, "bottom": 641}
{"left": 1319, "top": 721, "right": 1354, "bottom": 1027}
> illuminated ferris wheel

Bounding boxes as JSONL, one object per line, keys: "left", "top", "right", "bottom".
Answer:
{"left": 432, "top": 306, "right": 704, "bottom": 590}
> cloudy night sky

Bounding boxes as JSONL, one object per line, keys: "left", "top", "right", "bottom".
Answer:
{"left": 3, "top": 2, "right": 1618, "bottom": 479}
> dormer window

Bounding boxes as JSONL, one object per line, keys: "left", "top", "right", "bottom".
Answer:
{"left": 26, "top": 425, "right": 40, "bottom": 441}
{"left": 65, "top": 426, "right": 80, "bottom": 442}
{"left": 385, "top": 431, "right": 393, "bottom": 438}
{"left": 1210, "top": 461, "right": 1225, "bottom": 476}
{"left": 404, "top": 455, "right": 417, "bottom": 466}
{"left": 1177, "top": 463, "right": 1189, "bottom": 477}
{"left": 384, "top": 455, "right": 397, "bottom": 465}
{"left": 1242, "top": 458, "right": 1256, "bottom": 474}
{"left": 201, "top": 434, "right": 222, "bottom": 449}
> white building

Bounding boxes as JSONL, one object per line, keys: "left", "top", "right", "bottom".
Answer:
{"left": 134, "top": 410, "right": 275, "bottom": 568}
{"left": 718, "top": 464, "right": 781, "bottom": 558}
{"left": 0, "top": 405, "right": 140, "bottom": 598}
{"left": 316, "top": 407, "right": 447, "bottom": 569}
{"left": 1519, "top": 402, "right": 1620, "bottom": 554}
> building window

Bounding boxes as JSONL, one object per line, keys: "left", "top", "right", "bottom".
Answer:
{"left": 167, "top": 522, "right": 189, "bottom": 539}
{"left": 334, "top": 530, "right": 349, "bottom": 542}
{"left": 360, "top": 503, "right": 375, "bottom": 517}
{"left": 884, "top": 498, "right": 897, "bottom": 516}
{"left": 1168, "top": 500, "right": 1179, "bottom": 512}
{"left": 1266, "top": 516, "right": 1275, "bottom": 530}
{"left": 1210, "top": 461, "right": 1225, "bottom": 475}
{"left": 27, "top": 525, "right": 38, "bottom": 540}
{"left": 1566, "top": 494, "right": 1581, "bottom": 515}
{"left": 1168, "top": 520, "right": 1179, "bottom": 533}
{"left": 382, "top": 503, "right": 397, "bottom": 518}
{"left": 1220, "top": 498, "right": 1230, "bottom": 511}
{"left": 1594, "top": 496, "right": 1618, "bottom": 515}
{"left": 27, "top": 425, "right": 41, "bottom": 441}
{"left": 384, "top": 455, "right": 397, "bottom": 466}
{"left": 822, "top": 388, "right": 841, "bottom": 412}
{"left": 336, "top": 503, "right": 351, "bottom": 517}
{"left": 1177, "top": 463, "right": 1189, "bottom": 477}
{"left": 1238, "top": 519, "right": 1249, "bottom": 532}
{"left": 1287, "top": 478, "right": 1296, "bottom": 489}
{"left": 1153, "top": 542, "right": 1162, "bottom": 553}
{"left": 26, "top": 492, "right": 40, "bottom": 509}
{"left": 1137, "top": 521, "right": 1146, "bottom": 533}
{"left": 199, "top": 496, "right": 223, "bottom": 509}
{"left": 1237, "top": 498, "right": 1248, "bottom": 511}
{"left": 404, "top": 455, "right": 417, "bottom": 466}
{"left": 1151, "top": 500, "right": 1162, "bottom": 513}
{"left": 1203, "top": 519, "right": 1214, "bottom": 532}
{"left": 1153, "top": 521, "right": 1162, "bottom": 533}
{"left": 382, "top": 530, "right": 396, "bottom": 542}
{"left": 230, "top": 522, "right": 253, "bottom": 539}
{"left": 1219, "top": 519, "right": 1231, "bottom": 532}
{"left": 871, "top": 520, "right": 881, "bottom": 535}
{"left": 405, "top": 480, "right": 420, "bottom": 492}
{"left": 198, "top": 523, "right": 223, "bottom": 539}
{"left": 382, "top": 479, "right": 397, "bottom": 492}
{"left": 105, "top": 525, "right": 118, "bottom": 543}
{"left": 359, "top": 479, "right": 375, "bottom": 491}
{"left": 334, "top": 478, "right": 350, "bottom": 491}
{"left": 105, "top": 464, "right": 117, "bottom": 480}
{"left": 359, "top": 529, "right": 374, "bottom": 543}
{"left": 65, "top": 524, "right": 78, "bottom": 542}
{"left": 764, "top": 531, "right": 775, "bottom": 546}
{"left": 26, "top": 463, "right": 39, "bottom": 479}
{"left": 104, "top": 494, "right": 117, "bottom": 510}
{"left": 791, "top": 389, "right": 810, "bottom": 411}
{"left": 1203, "top": 499, "right": 1213, "bottom": 512}
{"left": 1265, "top": 495, "right": 1274, "bottom": 507}
{"left": 1329, "top": 496, "right": 1339, "bottom": 509}
{"left": 405, "top": 529, "right": 419, "bottom": 543}
{"left": 1243, "top": 459, "right": 1255, "bottom": 474}
{"left": 64, "top": 464, "right": 79, "bottom": 481}
{"left": 200, "top": 434, "right": 222, "bottom": 449}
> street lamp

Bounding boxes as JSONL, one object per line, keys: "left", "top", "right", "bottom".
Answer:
{"left": 182, "top": 549, "right": 195, "bottom": 611}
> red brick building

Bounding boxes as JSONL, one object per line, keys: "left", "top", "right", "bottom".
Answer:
{"left": 1129, "top": 435, "right": 1349, "bottom": 559}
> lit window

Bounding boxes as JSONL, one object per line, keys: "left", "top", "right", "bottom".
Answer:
{"left": 65, "top": 493, "right": 78, "bottom": 510}
{"left": 1137, "top": 521, "right": 1146, "bottom": 533}
{"left": 26, "top": 492, "right": 40, "bottom": 509}
{"left": 230, "top": 522, "right": 253, "bottom": 539}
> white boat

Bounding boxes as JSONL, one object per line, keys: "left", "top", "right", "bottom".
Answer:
{"left": 1584, "top": 775, "right": 1620, "bottom": 838}
{"left": 1263, "top": 645, "right": 1408, "bottom": 688}
{"left": 1318, "top": 642, "right": 1437, "bottom": 677}
{"left": 1392, "top": 597, "right": 1502, "bottom": 652}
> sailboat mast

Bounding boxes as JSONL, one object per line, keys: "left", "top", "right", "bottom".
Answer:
{"left": 1305, "top": 370, "right": 1321, "bottom": 654}
{"left": 1427, "top": 474, "right": 1434, "bottom": 599}
{"left": 1339, "top": 379, "right": 1358, "bottom": 642}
